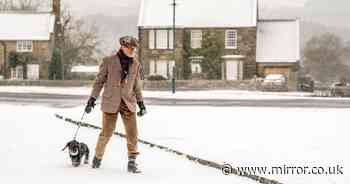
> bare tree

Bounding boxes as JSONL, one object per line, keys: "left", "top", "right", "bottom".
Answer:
{"left": 0, "top": 0, "right": 44, "bottom": 11}
{"left": 56, "top": 5, "right": 101, "bottom": 79}
{"left": 304, "top": 33, "right": 350, "bottom": 83}
{"left": 0, "top": 1, "right": 101, "bottom": 79}
{"left": 16, "top": 0, "right": 43, "bottom": 11}
{"left": 0, "top": 0, "right": 15, "bottom": 10}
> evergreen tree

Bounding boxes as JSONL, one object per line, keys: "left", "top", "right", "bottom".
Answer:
{"left": 182, "top": 31, "right": 193, "bottom": 80}
{"left": 200, "top": 31, "right": 225, "bottom": 79}
{"left": 49, "top": 48, "right": 63, "bottom": 80}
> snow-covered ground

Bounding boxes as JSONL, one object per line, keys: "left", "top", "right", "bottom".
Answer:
{"left": 0, "top": 103, "right": 348, "bottom": 184}
{"left": 0, "top": 86, "right": 329, "bottom": 100}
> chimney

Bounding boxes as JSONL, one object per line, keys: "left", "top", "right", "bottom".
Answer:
{"left": 52, "top": 0, "right": 61, "bottom": 18}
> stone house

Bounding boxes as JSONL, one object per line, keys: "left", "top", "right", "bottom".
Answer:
{"left": 137, "top": 0, "right": 300, "bottom": 90}
{"left": 0, "top": 0, "right": 60, "bottom": 80}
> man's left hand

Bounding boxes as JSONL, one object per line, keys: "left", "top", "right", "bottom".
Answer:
{"left": 137, "top": 101, "right": 147, "bottom": 117}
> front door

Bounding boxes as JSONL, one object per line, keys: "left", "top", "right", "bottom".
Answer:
{"left": 226, "top": 60, "right": 242, "bottom": 80}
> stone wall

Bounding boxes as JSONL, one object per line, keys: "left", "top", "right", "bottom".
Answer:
{"left": 0, "top": 80, "right": 261, "bottom": 91}
{"left": 139, "top": 27, "right": 257, "bottom": 80}
{"left": 221, "top": 27, "right": 257, "bottom": 79}
{"left": 0, "top": 39, "right": 53, "bottom": 79}
{"left": 144, "top": 80, "right": 261, "bottom": 91}
{"left": 0, "top": 80, "right": 93, "bottom": 87}
{"left": 139, "top": 28, "right": 184, "bottom": 79}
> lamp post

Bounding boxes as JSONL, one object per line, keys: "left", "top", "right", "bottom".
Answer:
{"left": 171, "top": 0, "right": 177, "bottom": 94}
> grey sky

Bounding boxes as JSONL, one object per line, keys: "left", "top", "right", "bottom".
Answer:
{"left": 63, "top": 0, "right": 307, "bottom": 16}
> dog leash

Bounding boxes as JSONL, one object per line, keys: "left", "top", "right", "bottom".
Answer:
{"left": 73, "top": 111, "right": 86, "bottom": 140}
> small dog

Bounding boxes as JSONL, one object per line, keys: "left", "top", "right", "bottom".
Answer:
{"left": 62, "top": 140, "right": 90, "bottom": 167}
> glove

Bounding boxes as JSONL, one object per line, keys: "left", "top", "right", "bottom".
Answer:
{"left": 137, "top": 101, "right": 147, "bottom": 117}
{"left": 85, "top": 97, "right": 96, "bottom": 114}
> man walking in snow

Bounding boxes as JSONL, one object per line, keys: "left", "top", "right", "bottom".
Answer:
{"left": 84, "top": 36, "right": 147, "bottom": 173}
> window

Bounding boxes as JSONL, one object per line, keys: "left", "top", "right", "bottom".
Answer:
{"left": 11, "top": 65, "right": 24, "bottom": 80}
{"left": 149, "top": 60, "right": 175, "bottom": 79}
{"left": 225, "top": 30, "right": 238, "bottom": 49}
{"left": 168, "top": 30, "right": 174, "bottom": 49}
{"left": 156, "top": 30, "right": 168, "bottom": 49}
{"left": 149, "top": 30, "right": 155, "bottom": 49}
{"left": 149, "top": 29, "right": 174, "bottom": 49}
{"left": 17, "top": 40, "right": 33, "bottom": 52}
{"left": 149, "top": 60, "right": 156, "bottom": 75}
{"left": 191, "top": 30, "right": 202, "bottom": 49}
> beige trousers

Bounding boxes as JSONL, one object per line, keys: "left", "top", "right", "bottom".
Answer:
{"left": 95, "top": 100, "right": 139, "bottom": 159}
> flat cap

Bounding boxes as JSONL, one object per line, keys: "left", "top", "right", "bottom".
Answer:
{"left": 120, "top": 36, "right": 139, "bottom": 48}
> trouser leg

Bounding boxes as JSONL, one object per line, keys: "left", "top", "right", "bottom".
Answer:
{"left": 119, "top": 100, "right": 139, "bottom": 156}
{"left": 95, "top": 112, "right": 118, "bottom": 159}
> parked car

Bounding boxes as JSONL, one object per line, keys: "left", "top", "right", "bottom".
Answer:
{"left": 298, "top": 75, "right": 314, "bottom": 92}
{"left": 261, "top": 74, "right": 288, "bottom": 92}
{"left": 331, "top": 82, "right": 350, "bottom": 97}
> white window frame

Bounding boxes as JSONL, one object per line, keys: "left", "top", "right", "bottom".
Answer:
{"left": 156, "top": 30, "right": 168, "bottom": 49}
{"left": 149, "top": 29, "right": 174, "bottom": 50}
{"left": 10, "top": 65, "right": 24, "bottom": 80}
{"left": 191, "top": 30, "right": 202, "bottom": 49}
{"left": 17, "top": 40, "right": 33, "bottom": 52}
{"left": 168, "top": 30, "right": 174, "bottom": 49}
{"left": 225, "top": 30, "right": 238, "bottom": 49}
{"left": 149, "top": 60, "right": 156, "bottom": 75}
{"left": 149, "top": 60, "right": 175, "bottom": 79}
{"left": 149, "top": 30, "right": 155, "bottom": 49}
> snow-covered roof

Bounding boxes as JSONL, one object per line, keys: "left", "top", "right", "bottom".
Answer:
{"left": 0, "top": 12, "right": 55, "bottom": 41}
{"left": 138, "top": 0, "right": 257, "bottom": 28}
{"left": 71, "top": 65, "right": 99, "bottom": 73}
{"left": 256, "top": 19, "right": 300, "bottom": 63}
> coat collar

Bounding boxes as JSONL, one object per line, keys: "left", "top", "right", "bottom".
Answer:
{"left": 111, "top": 53, "right": 139, "bottom": 66}
{"left": 110, "top": 54, "right": 139, "bottom": 80}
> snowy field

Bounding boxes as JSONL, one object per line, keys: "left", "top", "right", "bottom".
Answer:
{"left": 0, "top": 102, "right": 348, "bottom": 184}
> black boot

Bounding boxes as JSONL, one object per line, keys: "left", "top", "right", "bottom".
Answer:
{"left": 127, "top": 155, "right": 141, "bottom": 173}
{"left": 92, "top": 156, "right": 102, "bottom": 169}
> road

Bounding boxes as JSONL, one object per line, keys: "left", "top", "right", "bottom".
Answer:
{"left": 1, "top": 92, "right": 350, "bottom": 108}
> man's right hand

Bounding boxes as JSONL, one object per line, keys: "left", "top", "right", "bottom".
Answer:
{"left": 85, "top": 97, "right": 96, "bottom": 114}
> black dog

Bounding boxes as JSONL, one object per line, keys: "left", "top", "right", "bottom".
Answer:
{"left": 62, "top": 140, "right": 90, "bottom": 167}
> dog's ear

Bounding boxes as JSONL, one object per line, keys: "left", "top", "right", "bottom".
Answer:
{"left": 61, "top": 143, "right": 69, "bottom": 151}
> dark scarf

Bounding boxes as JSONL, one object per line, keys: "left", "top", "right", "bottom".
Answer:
{"left": 117, "top": 49, "right": 133, "bottom": 80}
